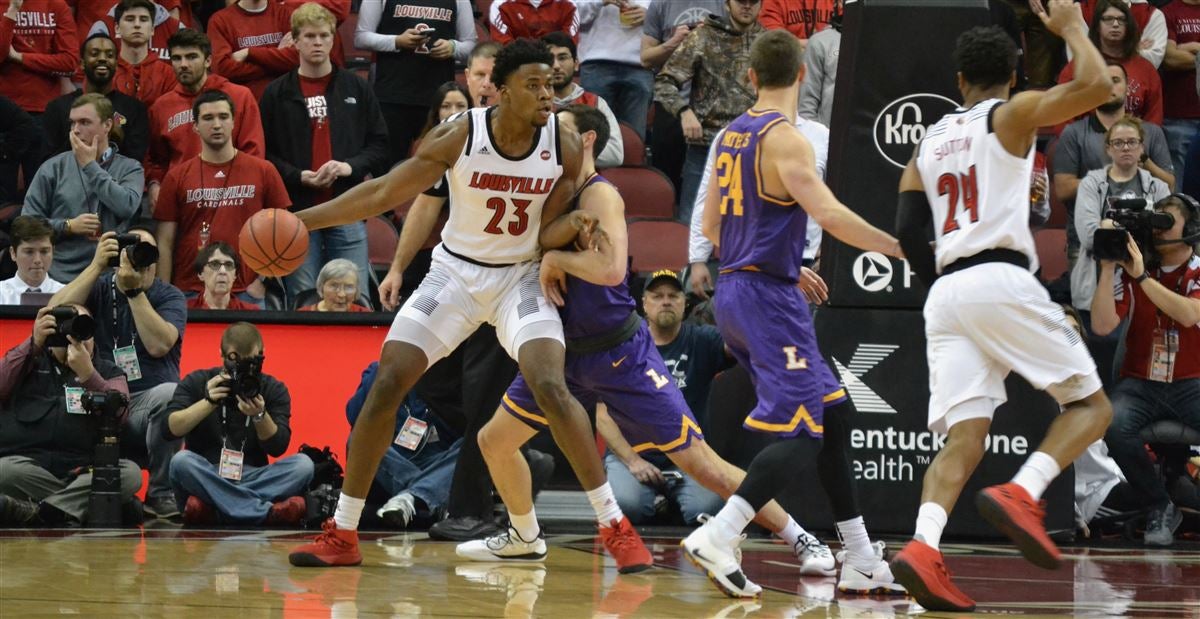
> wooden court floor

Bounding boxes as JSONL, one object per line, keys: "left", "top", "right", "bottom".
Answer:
{"left": 1, "top": 527, "right": 1197, "bottom": 618}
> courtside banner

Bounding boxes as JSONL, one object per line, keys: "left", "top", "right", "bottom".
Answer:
{"left": 797, "top": 307, "right": 1075, "bottom": 536}
{"left": 822, "top": 0, "right": 989, "bottom": 308}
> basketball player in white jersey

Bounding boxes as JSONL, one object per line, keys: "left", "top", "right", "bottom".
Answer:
{"left": 286, "top": 39, "right": 652, "bottom": 572}
{"left": 888, "top": 1, "right": 1115, "bottom": 612}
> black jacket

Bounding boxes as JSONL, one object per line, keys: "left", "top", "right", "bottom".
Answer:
{"left": 259, "top": 67, "right": 390, "bottom": 211}
{"left": 43, "top": 88, "right": 150, "bottom": 163}
{"left": 163, "top": 367, "right": 293, "bottom": 467}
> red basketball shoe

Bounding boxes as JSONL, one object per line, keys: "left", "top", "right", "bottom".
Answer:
{"left": 890, "top": 540, "right": 975, "bottom": 612}
{"left": 599, "top": 517, "right": 653, "bottom": 574}
{"left": 289, "top": 518, "right": 363, "bottom": 567}
{"left": 976, "top": 482, "right": 1061, "bottom": 569}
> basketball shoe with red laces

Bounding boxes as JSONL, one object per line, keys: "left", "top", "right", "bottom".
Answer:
{"left": 976, "top": 482, "right": 1061, "bottom": 569}
{"left": 599, "top": 517, "right": 653, "bottom": 574}
{"left": 890, "top": 539, "right": 975, "bottom": 612}
{"left": 289, "top": 518, "right": 363, "bottom": 567}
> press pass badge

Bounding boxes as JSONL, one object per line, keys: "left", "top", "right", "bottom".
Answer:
{"left": 65, "top": 387, "right": 85, "bottom": 415}
{"left": 394, "top": 417, "right": 429, "bottom": 450}
{"left": 113, "top": 345, "right": 142, "bottom": 382}
{"left": 219, "top": 448, "right": 244, "bottom": 481}
{"left": 1148, "top": 328, "right": 1177, "bottom": 383}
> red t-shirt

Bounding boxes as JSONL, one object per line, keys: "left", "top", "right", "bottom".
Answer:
{"left": 300, "top": 72, "right": 334, "bottom": 204}
{"left": 0, "top": 0, "right": 78, "bottom": 113}
{"left": 1163, "top": 2, "right": 1200, "bottom": 119}
{"left": 759, "top": 0, "right": 837, "bottom": 40}
{"left": 187, "top": 295, "right": 261, "bottom": 310}
{"left": 1114, "top": 254, "right": 1200, "bottom": 380}
{"left": 1058, "top": 55, "right": 1164, "bottom": 126}
{"left": 154, "top": 153, "right": 292, "bottom": 294}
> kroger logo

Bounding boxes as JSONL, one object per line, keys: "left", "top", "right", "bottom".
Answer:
{"left": 873, "top": 93, "right": 958, "bottom": 168}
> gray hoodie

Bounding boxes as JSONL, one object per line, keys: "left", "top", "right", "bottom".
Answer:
{"left": 21, "top": 148, "right": 144, "bottom": 282}
{"left": 1070, "top": 166, "right": 1169, "bottom": 310}
{"left": 554, "top": 83, "right": 626, "bottom": 169}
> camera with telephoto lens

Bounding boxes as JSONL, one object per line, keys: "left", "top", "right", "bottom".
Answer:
{"left": 1092, "top": 198, "right": 1176, "bottom": 264}
{"left": 81, "top": 390, "right": 128, "bottom": 527}
{"left": 110, "top": 233, "right": 159, "bottom": 269}
{"left": 224, "top": 355, "right": 265, "bottom": 400}
{"left": 46, "top": 306, "right": 96, "bottom": 348}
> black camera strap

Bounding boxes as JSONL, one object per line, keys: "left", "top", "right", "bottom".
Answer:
{"left": 108, "top": 277, "right": 140, "bottom": 350}
{"left": 219, "top": 398, "right": 251, "bottom": 454}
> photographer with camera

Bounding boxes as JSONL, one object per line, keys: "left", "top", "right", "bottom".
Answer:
{"left": 164, "top": 322, "right": 312, "bottom": 526}
{"left": 20, "top": 93, "right": 144, "bottom": 282}
{"left": 0, "top": 305, "right": 142, "bottom": 526}
{"left": 49, "top": 229, "right": 187, "bottom": 519}
{"left": 1091, "top": 194, "right": 1200, "bottom": 546}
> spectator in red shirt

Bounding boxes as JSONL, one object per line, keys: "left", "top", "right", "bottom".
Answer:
{"left": 758, "top": 0, "right": 836, "bottom": 43}
{"left": 260, "top": 3, "right": 387, "bottom": 301}
{"left": 187, "top": 242, "right": 262, "bottom": 310}
{"left": 1159, "top": 0, "right": 1200, "bottom": 179}
{"left": 154, "top": 90, "right": 289, "bottom": 306}
{"left": 0, "top": 0, "right": 79, "bottom": 114}
{"left": 489, "top": 0, "right": 578, "bottom": 44}
{"left": 209, "top": 0, "right": 296, "bottom": 100}
{"left": 1091, "top": 194, "right": 1200, "bottom": 547}
{"left": 1059, "top": 0, "right": 1164, "bottom": 126}
{"left": 110, "top": 0, "right": 176, "bottom": 106}
{"left": 87, "top": 0, "right": 181, "bottom": 62}
{"left": 146, "top": 29, "right": 265, "bottom": 209}
{"left": 297, "top": 258, "right": 371, "bottom": 311}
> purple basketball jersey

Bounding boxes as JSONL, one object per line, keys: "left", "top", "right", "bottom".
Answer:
{"left": 714, "top": 110, "right": 809, "bottom": 283}
{"left": 559, "top": 173, "right": 636, "bottom": 340}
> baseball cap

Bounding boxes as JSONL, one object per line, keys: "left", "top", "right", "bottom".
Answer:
{"left": 645, "top": 269, "right": 684, "bottom": 292}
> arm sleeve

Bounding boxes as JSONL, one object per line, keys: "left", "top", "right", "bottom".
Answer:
{"left": 162, "top": 372, "right": 203, "bottom": 440}
{"left": 563, "top": 2, "right": 580, "bottom": 42}
{"left": 653, "top": 31, "right": 699, "bottom": 116}
{"left": 259, "top": 378, "right": 292, "bottom": 457}
{"left": 688, "top": 133, "right": 721, "bottom": 264}
{"left": 354, "top": 0, "right": 398, "bottom": 52}
{"left": 759, "top": 0, "right": 787, "bottom": 31}
{"left": 797, "top": 38, "right": 825, "bottom": 121}
{"left": 84, "top": 160, "right": 144, "bottom": 221}
{"left": 453, "top": 0, "right": 477, "bottom": 63}
{"left": 490, "top": 1, "right": 515, "bottom": 44}
{"left": 594, "top": 96, "right": 625, "bottom": 168}
{"left": 20, "top": 5, "right": 79, "bottom": 76}
{"left": 210, "top": 17, "right": 271, "bottom": 82}
{"left": 1074, "top": 175, "right": 1103, "bottom": 254}
{"left": 895, "top": 190, "right": 938, "bottom": 287}
{"left": 344, "top": 84, "right": 391, "bottom": 179}
{"left": 0, "top": 338, "right": 37, "bottom": 405}
{"left": 20, "top": 168, "right": 66, "bottom": 237}
{"left": 263, "top": 161, "right": 293, "bottom": 210}
{"left": 0, "top": 15, "right": 14, "bottom": 59}
{"left": 1140, "top": 11, "right": 1168, "bottom": 68}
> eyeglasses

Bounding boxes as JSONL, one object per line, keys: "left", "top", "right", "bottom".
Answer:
{"left": 324, "top": 283, "right": 357, "bottom": 293}
{"left": 205, "top": 260, "right": 236, "bottom": 272}
{"left": 1107, "top": 138, "right": 1142, "bottom": 149}
{"left": 1099, "top": 16, "right": 1126, "bottom": 25}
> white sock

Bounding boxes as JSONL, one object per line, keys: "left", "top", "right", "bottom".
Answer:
{"left": 333, "top": 493, "right": 366, "bottom": 531}
{"left": 914, "top": 502, "right": 948, "bottom": 550}
{"left": 509, "top": 508, "right": 540, "bottom": 542}
{"left": 1012, "top": 451, "right": 1061, "bottom": 500}
{"left": 836, "top": 516, "right": 875, "bottom": 569}
{"left": 778, "top": 517, "right": 811, "bottom": 549}
{"left": 586, "top": 483, "right": 624, "bottom": 526}
{"left": 711, "top": 495, "right": 755, "bottom": 542}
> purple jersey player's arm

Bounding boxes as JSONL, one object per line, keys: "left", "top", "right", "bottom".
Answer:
{"left": 538, "top": 127, "right": 592, "bottom": 250}
{"left": 540, "top": 181, "right": 628, "bottom": 306}
{"left": 993, "top": 0, "right": 1109, "bottom": 157}
{"left": 770, "top": 124, "right": 904, "bottom": 259}
{"left": 295, "top": 119, "right": 466, "bottom": 232}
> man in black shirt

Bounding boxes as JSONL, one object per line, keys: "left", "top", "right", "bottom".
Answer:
{"left": 164, "top": 322, "right": 313, "bottom": 526}
{"left": 43, "top": 33, "right": 150, "bottom": 163}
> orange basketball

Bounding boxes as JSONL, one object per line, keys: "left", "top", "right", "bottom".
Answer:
{"left": 238, "top": 209, "right": 309, "bottom": 277}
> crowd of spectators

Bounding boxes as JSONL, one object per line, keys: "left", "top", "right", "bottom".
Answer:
{"left": 0, "top": 0, "right": 1195, "bottom": 547}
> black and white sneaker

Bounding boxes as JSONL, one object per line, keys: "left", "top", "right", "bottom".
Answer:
{"left": 681, "top": 519, "right": 761, "bottom": 599}
{"left": 456, "top": 526, "right": 547, "bottom": 562}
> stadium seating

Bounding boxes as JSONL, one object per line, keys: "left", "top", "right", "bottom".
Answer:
{"left": 366, "top": 215, "right": 399, "bottom": 279}
{"left": 628, "top": 219, "right": 688, "bottom": 273}
{"left": 619, "top": 121, "right": 644, "bottom": 166}
{"left": 604, "top": 166, "right": 676, "bottom": 220}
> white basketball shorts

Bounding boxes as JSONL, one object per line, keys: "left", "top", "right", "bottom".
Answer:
{"left": 924, "top": 262, "right": 1102, "bottom": 434}
{"left": 385, "top": 244, "right": 564, "bottom": 366}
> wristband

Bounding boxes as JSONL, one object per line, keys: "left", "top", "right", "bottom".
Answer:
{"left": 1135, "top": 272, "right": 1150, "bottom": 284}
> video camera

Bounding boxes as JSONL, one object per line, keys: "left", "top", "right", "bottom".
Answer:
{"left": 46, "top": 306, "right": 96, "bottom": 348}
{"left": 81, "top": 390, "right": 128, "bottom": 527}
{"left": 1092, "top": 198, "right": 1175, "bottom": 263}
{"left": 224, "top": 355, "right": 265, "bottom": 400}
{"left": 111, "top": 233, "right": 159, "bottom": 269}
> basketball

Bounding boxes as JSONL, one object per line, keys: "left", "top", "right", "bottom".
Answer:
{"left": 238, "top": 209, "right": 309, "bottom": 277}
